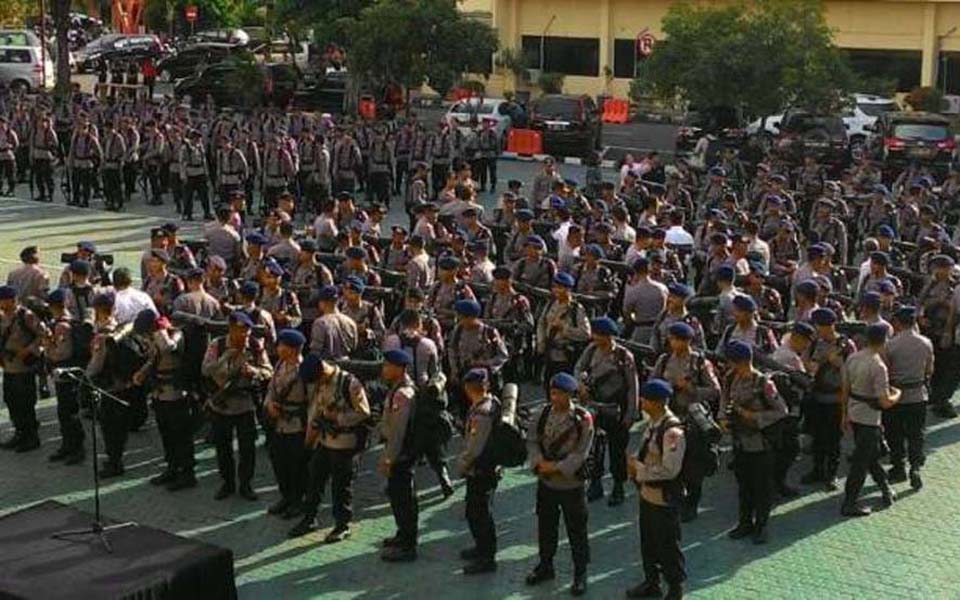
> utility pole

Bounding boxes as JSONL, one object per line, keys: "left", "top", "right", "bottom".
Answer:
{"left": 39, "top": 0, "right": 47, "bottom": 89}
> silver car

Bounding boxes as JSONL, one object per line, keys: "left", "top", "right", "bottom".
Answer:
{"left": 0, "top": 45, "right": 55, "bottom": 92}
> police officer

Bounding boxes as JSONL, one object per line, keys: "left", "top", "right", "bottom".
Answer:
{"left": 378, "top": 349, "right": 420, "bottom": 562}
{"left": 720, "top": 340, "right": 787, "bottom": 544}
{"left": 525, "top": 372, "right": 594, "bottom": 596}
{"left": 45, "top": 289, "right": 85, "bottom": 464}
{"left": 840, "top": 323, "right": 900, "bottom": 517}
{"left": 310, "top": 285, "right": 358, "bottom": 360}
{"left": 536, "top": 273, "right": 591, "bottom": 393}
{"left": 575, "top": 317, "right": 639, "bottom": 507}
{"left": 457, "top": 368, "right": 500, "bottom": 574}
{"left": 447, "top": 299, "right": 509, "bottom": 416}
{"left": 264, "top": 333, "right": 310, "bottom": 521}
{"left": 143, "top": 249, "right": 184, "bottom": 316}
{"left": 652, "top": 283, "right": 706, "bottom": 354}
{"left": 626, "top": 379, "right": 686, "bottom": 600}
{"left": 202, "top": 311, "right": 274, "bottom": 501}
{"left": 716, "top": 295, "right": 778, "bottom": 356}
{"left": 179, "top": 129, "right": 211, "bottom": 221}
{"left": 513, "top": 235, "right": 557, "bottom": 289}
{"left": 101, "top": 120, "right": 126, "bottom": 211}
{"left": 29, "top": 114, "right": 58, "bottom": 203}
{"left": 0, "top": 284, "right": 48, "bottom": 452}
{"left": 6, "top": 246, "right": 50, "bottom": 303}
{"left": 883, "top": 307, "right": 933, "bottom": 491}
{"left": 478, "top": 120, "right": 499, "bottom": 193}
{"left": 624, "top": 257, "right": 668, "bottom": 344}
{"left": 133, "top": 309, "right": 195, "bottom": 491}
{"left": 259, "top": 259, "right": 302, "bottom": 331}
{"left": 0, "top": 116, "right": 19, "bottom": 196}
{"left": 770, "top": 321, "right": 817, "bottom": 498}
{"left": 68, "top": 122, "right": 101, "bottom": 208}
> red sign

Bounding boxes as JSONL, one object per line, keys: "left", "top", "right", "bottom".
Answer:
{"left": 636, "top": 28, "right": 656, "bottom": 58}
{"left": 185, "top": 5, "right": 198, "bottom": 22}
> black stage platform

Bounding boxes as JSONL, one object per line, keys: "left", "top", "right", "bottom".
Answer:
{"left": 0, "top": 500, "right": 237, "bottom": 600}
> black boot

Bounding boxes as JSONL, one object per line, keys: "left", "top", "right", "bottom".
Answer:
{"left": 607, "top": 481, "right": 625, "bottom": 506}
{"left": 626, "top": 580, "right": 663, "bottom": 598}
{"left": 166, "top": 471, "right": 197, "bottom": 491}
{"left": 887, "top": 464, "right": 907, "bottom": 483}
{"left": 149, "top": 469, "right": 177, "bottom": 486}
{"left": 586, "top": 479, "right": 604, "bottom": 502}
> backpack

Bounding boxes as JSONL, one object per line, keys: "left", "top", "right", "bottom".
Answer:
{"left": 724, "top": 370, "right": 786, "bottom": 450}
{"left": 68, "top": 318, "right": 95, "bottom": 366}
{"left": 638, "top": 415, "right": 686, "bottom": 505}
{"left": 482, "top": 399, "right": 528, "bottom": 468}
{"left": 406, "top": 374, "right": 454, "bottom": 457}
{"left": 105, "top": 326, "right": 150, "bottom": 385}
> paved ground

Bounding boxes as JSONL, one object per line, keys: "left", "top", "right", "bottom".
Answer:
{"left": 2, "top": 172, "right": 960, "bottom": 599}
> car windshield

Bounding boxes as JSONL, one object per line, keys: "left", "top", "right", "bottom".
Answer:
{"left": 893, "top": 123, "right": 949, "bottom": 140}
{"left": 857, "top": 101, "right": 897, "bottom": 117}
{"left": 533, "top": 97, "right": 580, "bottom": 119}
{"left": 451, "top": 101, "right": 495, "bottom": 115}
{"left": 792, "top": 116, "right": 845, "bottom": 134}
{"left": 685, "top": 107, "right": 740, "bottom": 130}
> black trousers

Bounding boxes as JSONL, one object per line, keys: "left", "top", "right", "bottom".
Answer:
{"left": 212, "top": 411, "right": 257, "bottom": 488}
{"left": 387, "top": 458, "right": 419, "bottom": 548}
{"left": 431, "top": 163, "right": 449, "bottom": 199}
{"left": 103, "top": 169, "right": 123, "bottom": 209}
{"left": 369, "top": 171, "right": 391, "bottom": 207}
{"left": 183, "top": 175, "right": 210, "bottom": 219}
{"left": 536, "top": 482, "right": 589, "bottom": 573}
{"left": 269, "top": 431, "right": 307, "bottom": 507}
{"left": 303, "top": 445, "right": 357, "bottom": 524}
{"left": 394, "top": 159, "right": 409, "bottom": 195}
{"left": 99, "top": 388, "right": 135, "bottom": 465}
{"left": 733, "top": 448, "right": 774, "bottom": 528}
{"left": 930, "top": 346, "right": 959, "bottom": 406}
{"left": 484, "top": 156, "right": 497, "bottom": 191}
{"left": 333, "top": 176, "right": 355, "bottom": 196}
{"left": 33, "top": 159, "right": 54, "bottom": 199}
{"left": 590, "top": 410, "right": 628, "bottom": 484}
{"left": 55, "top": 378, "right": 84, "bottom": 451}
{"left": 123, "top": 162, "right": 139, "bottom": 203}
{"left": 154, "top": 399, "right": 195, "bottom": 475}
{"left": 773, "top": 416, "right": 801, "bottom": 487}
{"left": 0, "top": 159, "right": 14, "bottom": 192}
{"left": 808, "top": 401, "right": 842, "bottom": 478}
{"left": 3, "top": 372, "right": 38, "bottom": 440}
{"left": 169, "top": 174, "right": 184, "bottom": 212}
{"left": 882, "top": 402, "right": 925, "bottom": 470}
{"left": 145, "top": 163, "right": 162, "bottom": 204}
{"left": 639, "top": 499, "right": 686, "bottom": 586}
{"left": 844, "top": 423, "right": 889, "bottom": 504}
{"left": 465, "top": 471, "right": 499, "bottom": 559}
{"left": 681, "top": 472, "right": 703, "bottom": 513}
{"left": 15, "top": 148, "right": 28, "bottom": 181}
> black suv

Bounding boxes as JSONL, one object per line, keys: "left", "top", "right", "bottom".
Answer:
{"left": 528, "top": 94, "right": 602, "bottom": 158}
{"left": 174, "top": 61, "right": 301, "bottom": 108}
{"left": 774, "top": 110, "right": 849, "bottom": 166}
{"left": 674, "top": 106, "right": 746, "bottom": 154}
{"left": 157, "top": 43, "right": 246, "bottom": 82}
{"left": 868, "top": 111, "right": 955, "bottom": 172}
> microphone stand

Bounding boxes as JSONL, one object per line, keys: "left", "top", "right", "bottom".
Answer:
{"left": 50, "top": 369, "right": 137, "bottom": 553}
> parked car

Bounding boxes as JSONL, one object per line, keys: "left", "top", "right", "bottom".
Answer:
{"left": 0, "top": 45, "right": 55, "bottom": 92}
{"left": 174, "top": 61, "right": 300, "bottom": 108}
{"left": 674, "top": 106, "right": 747, "bottom": 154}
{"left": 156, "top": 43, "right": 246, "bottom": 82}
{"left": 773, "top": 110, "right": 849, "bottom": 166}
{"left": 76, "top": 34, "right": 161, "bottom": 72}
{"left": 445, "top": 98, "right": 513, "bottom": 142}
{"left": 528, "top": 94, "right": 602, "bottom": 158}
{"left": 191, "top": 29, "right": 250, "bottom": 46}
{"left": 867, "top": 111, "right": 955, "bottom": 172}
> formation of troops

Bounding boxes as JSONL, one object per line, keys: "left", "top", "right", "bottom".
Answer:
{"left": 3, "top": 86, "right": 960, "bottom": 599}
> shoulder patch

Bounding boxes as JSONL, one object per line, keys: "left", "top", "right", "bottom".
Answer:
{"left": 764, "top": 378, "right": 778, "bottom": 399}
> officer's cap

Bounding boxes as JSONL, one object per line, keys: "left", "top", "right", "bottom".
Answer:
{"left": 150, "top": 227, "right": 166, "bottom": 240}
{"left": 230, "top": 311, "right": 254, "bottom": 328}
{"left": 391, "top": 225, "right": 408, "bottom": 236}
{"left": 632, "top": 257, "right": 650, "bottom": 273}
{"left": 764, "top": 194, "right": 783, "bottom": 207}
{"left": 92, "top": 292, "right": 116, "bottom": 309}
{"left": 336, "top": 191, "right": 354, "bottom": 202}
{"left": 647, "top": 250, "right": 666, "bottom": 264}
{"left": 344, "top": 276, "right": 365, "bottom": 293}
{"left": 732, "top": 294, "right": 757, "bottom": 313}
{"left": 549, "top": 372, "right": 579, "bottom": 394}
{"left": 796, "top": 279, "right": 819, "bottom": 297}
{"left": 317, "top": 285, "right": 339, "bottom": 302}
{"left": 708, "top": 166, "right": 727, "bottom": 177}
{"left": 508, "top": 179, "right": 523, "bottom": 188}
{"left": 384, "top": 349, "right": 412, "bottom": 366}
{"left": 668, "top": 283, "right": 693, "bottom": 298}
{"left": 553, "top": 272, "right": 575, "bottom": 289}
{"left": 345, "top": 246, "right": 366, "bottom": 260}
{"left": 866, "top": 322, "right": 890, "bottom": 345}
{"left": 408, "top": 235, "right": 425, "bottom": 248}
{"left": 877, "top": 225, "right": 895, "bottom": 239}
{"left": 77, "top": 241, "right": 97, "bottom": 253}
{"left": 245, "top": 232, "right": 268, "bottom": 246}
{"left": 468, "top": 240, "right": 488, "bottom": 254}
{"left": 454, "top": 299, "right": 482, "bottom": 318}
{"left": 563, "top": 178, "right": 579, "bottom": 189}
{"left": 438, "top": 256, "right": 461, "bottom": 271}
{"left": 710, "top": 232, "right": 729, "bottom": 246}
{"left": 878, "top": 280, "right": 897, "bottom": 295}
{"left": 811, "top": 307, "right": 837, "bottom": 326}
{"left": 277, "top": 328, "right": 306, "bottom": 348}
{"left": 791, "top": 321, "right": 816, "bottom": 339}
{"left": 47, "top": 288, "right": 66, "bottom": 304}
{"left": 549, "top": 195, "right": 565, "bottom": 210}
{"left": 747, "top": 261, "right": 767, "bottom": 277}
{"left": 516, "top": 209, "right": 535, "bottom": 222}
{"left": 591, "top": 317, "right": 620, "bottom": 337}
{"left": 207, "top": 255, "right": 227, "bottom": 270}
{"left": 860, "top": 291, "right": 882, "bottom": 309}
{"left": 263, "top": 259, "right": 284, "bottom": 277}
{"left": 641, "top": 378, "right": 673, "bottom": 402}
{"left": 133, "top": 309, "right": 159, "bottom": 334}
{"left": 893, "top": 305, "right": 918, "bottom": 324}
{"left": 715, "top": 265, "right": 735, "bottom": 282}
{"left": 807, "top": 244, "right": 826, "bottom": 258}
{"left": 931, "top": 254, "right": 955, "bottom": 268}
{"left": 185, "top": 267, "right": 205, "bottom": 281}
{"left": 161, "top": 222, "right": 179, "bottom": 234}
{"left": 69, "top": 259, "right": 92, "bottom": 276}
{"left": 525, "top": 235, "right": 546, "bottom": 250}
{"left": 636, "top": 226, "right": 653, "bottom": 239}
{"left": 491, "top": 266, "right": 512, "bottom": 281}
{"left": 668, "top": 321, "right": 695, "bottom": 340}
{"left": 724, "top": 340, "right": 753, "bottom": 362}
{"left": 239, "top": 280, "right": 260, "bottom": 297}
{"left": 0, "top": 285, "right": 16, "bottom": 300}
{"left": 464, "top": 368, "right": 489, "bottom": 385}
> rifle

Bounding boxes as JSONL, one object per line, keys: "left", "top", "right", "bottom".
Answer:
{"left": 169, "top": 311, "right": 267, "bottom": 338}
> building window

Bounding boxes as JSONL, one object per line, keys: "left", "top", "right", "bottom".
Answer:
{"left": 845, "top": 49, "right": 921, "bottom": 92}
{"left": 520, "top": 35, "right": 599, "bottom": 76}
{"left": 614, "top": 39, "right": 638, "bottom": 79}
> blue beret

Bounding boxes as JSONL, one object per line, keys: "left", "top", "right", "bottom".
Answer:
{"left": 930, "top": 254, "right": 955, "bottom": 268}
{"left": 133, "top": 309, "right": 159, "bottom": 334}
{"left": 641, "top": 378, "right": 673, "bottom": 401}
{"left": 709, "top": 166, "right": 727, "bottom": 177}
{"left": 866, "top": 322, "right": 890, "bottom": 344}
{"left": 464, "top": 368, "right": 489, "bottom": 385}
{"left": 811, "top": 307, "right": 837, "bottom": 326}
{"left": 468, "top": 240, "right": 488, "bottom": 253}
{"left": 668, "top": 283, "right": 693, "bottom": 298}
{"left": 69, "top": 259, "right": 92, "bottom": 275}
{"left": 563, "top": 178, "right": 579, "bottom": 188}
{"left": 632, "top": 257, "right": 650, "bottom": 273}
{"left": 277, "top": 328, "right": 306, "bottom": 348}
{"left": 454, "top": 299, "right": 482, "bottom": 317}
{"left": 186, "top": 267, "right": 205, "bottom": 280}
{"left": 707, "top": 208, "right": 724, "bottom": 219}
{"left": 893, "top": 305, "right": 917, "bottom": 323}
{"left": 0, "top": 285, "right": 16, "bottom": 300}
{"left": 765, "top": 194, "right": 783, "bottom": 207}
{"left": 92, "top": 292, "right": 115, "bottom": 308}
{"left": 384, "top": 348, "right": 412, "bottom": 366}
{"left": 492, "top": 266, "right": 512, "bottom": 280}
{"left": 668, "top": 321, "right": 695, "bottom": 339}
{"left": 724, "top": 340, "right": 753, "bottom": 362}
{"left": 732, "top": 294, "right": 757, "bottom": 312}
{"left": 239, "top": 280, "right": 259, "bottom": 297}
{"left": 77, "top": 241, "right": 97, "bottom": 253}
{"left": 553, "top": 272, "right": 575, "bottom": 289}
{"left": 807, "top": 244, "right": 826, "bottom": 258}
{"left": 317, "top": 285, "right": 339, "bottom": 301}
{"left": 769, "top": 173, "right": 788, "bottom": 184}
{"left": 584, "top": 244, "right": 605, "bottom": 258}
{"left": 877, "top": 225, "right": 895, "bottom": 239}
{"left": 878, "top": 280, "right": 896, "bottom": 294}
{"left": 245, "top": 232, "right": 268, "bottom": 246}
{"left": 344, "top": 276, "right": 365, "bottom": 293}
{"left": 345, "top": 246, "right": 366, "bottom": 260}
{"left": 525, "top": 235, "right": 546, "bottom": 249}
{"left": 869, "top": 252, "right": 889, "bottom": 267}
{"left": 591, "top": 317, "right": 620, "bottom": 337}
{"left": 715, "top": 265, "right": 735, "bottom": 281}
{"left": 747, "top": 261, "right": 767, "bottom": 276}
{"left": 47, "top": 288, "right": 67, "bottom": 304}
{"left": 550, "top": 372, "right": 579, "bottom": 394}
{"left": 796, "top": 279, "right": 819, "bottom": 296}
{"left": 516, "top": 209, "right": 535, "bottom": 221}
{"left": 860, "top": 291, "right": 882, "bottom": 308}
{"left": 791, "top": 321, "right": 816, "bottom": 338}
{"left": 299, "top": 353, "right": 322, "bottom": 382}
{"left": 230, "top": 311, "right": 254, "bottom": 328}
{"left": 263, "top": 259, "right": 284, "bottom": 276}
{"left": 438, "top": 256, "right": 461, "bottom": 270}
{"left": 462, "top": 207, "right": 479, "bottom": 218}
{"left": 549, "top": 195, "right": 565, "bottom": 209}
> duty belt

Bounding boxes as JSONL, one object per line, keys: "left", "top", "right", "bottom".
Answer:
{"left": 849, "top": 392, "right": 882, "bottom": 410}
{"left": 633, "top": 320, "right": 656, "bottom": 327}
{"left": 891, "top": 379, "right": 926, "bottom": 390}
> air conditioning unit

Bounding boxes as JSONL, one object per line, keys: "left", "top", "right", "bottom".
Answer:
{"left": 524, "top": 68, "right": 541, "bottom": 84}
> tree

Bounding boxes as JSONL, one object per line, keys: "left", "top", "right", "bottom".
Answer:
{"left": 637, "top": 0, "right": 855, "bottom": 117}
{"left": 52, "top": 0, "right": 72, "bottom": 97}
{"left": 0, "top": 0, "right": 32, "bottom": 28}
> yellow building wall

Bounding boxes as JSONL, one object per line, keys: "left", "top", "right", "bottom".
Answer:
{"left": 473, "top": 0, "right": 960, "bottom": 99}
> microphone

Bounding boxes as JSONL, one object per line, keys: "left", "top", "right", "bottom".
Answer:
{"left": 52, "top": 366, "right": 85, "bottom": 378}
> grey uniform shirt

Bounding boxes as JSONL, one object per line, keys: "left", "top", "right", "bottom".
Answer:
{"left": 448, "top": 323, "right": 509, "bottom": 382}
{"left": 264, "top": 359, "right": 308, "bottom": 434}
{"left": 310, "top": 311, "right": 358, "bottom": 359}
{"left": 651, "top": 351, "right": 721, "bottom": 416}
{"left": 720, "top": 369, "right": 787, "bottom": 452}
{"left": 526, "top": 403, "right": 595, "bottom": 490}
{"left": 173, "top": 289, "right": 222, "bottom": 319}
{"left": 574, "top": 341, "right": 640, "bottom": 420}
{"left": 382, "top": 332, "right": 440, "bottom": 387}
{"left": 201, "top": 336, "right": 274, "bottom": 415}
{"left": 883, "top": 328, "right": 934, "bottom": 405}
{"left": 379, "top": 376, "right": 417, "bottom": 465}
{"left": 623, "top": 278, "right": 668, "bottom": 344}
{"left": 634, "top": 410, "right": 686, "bottom": 506}
{"left": 310, "top": 368, "right": 370, "bottom": 449}
{"left": 204, "top": 222, "right": 243, "bottom": 264}
{"left": 536, "top": 299, "right": 591, "bottom": 361}
{"left": 458, "top": 395, "right": 496, "bottom": 476}
{"left": 844, "top": 349, "right": 889, "bottom": 426}
{"left": 6, "top": 264, "right": 50, "bottom": 303}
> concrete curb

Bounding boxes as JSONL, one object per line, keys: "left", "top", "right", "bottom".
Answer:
{"left": 499, "top": 152, "right": 618, "bottom": 169}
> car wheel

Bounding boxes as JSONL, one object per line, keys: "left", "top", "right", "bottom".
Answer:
{"left": 849, "top": 137, "right": 866, "bottom": 162}
{"left": 9, "top": 80, "right": 29, "bottom": 94}
{"left": 757, "top": 132, "right": 774, "bottom": 153}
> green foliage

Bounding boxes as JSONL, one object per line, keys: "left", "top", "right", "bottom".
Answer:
{"left": 0, "top": 0, "right": 33, "bottom": 28}
{"left": 144, "top": 0, "right": 250, "bottom": 36}
{"left": 495, "top": 48, "right": 528, "bottom": 78}
{"left": 640, "top": 0, "right": 855, "bottom": 117}
{"left": 220, "top": 55, "right": 264, "bottom": 109}
{"left": 537, "top": 72, "right": 564, "bottom": 94}
{"left": 905, "top": 86, "right": 946, "bottom": 113}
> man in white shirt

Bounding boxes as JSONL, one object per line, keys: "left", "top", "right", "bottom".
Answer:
{"left": 112, "top": 267, "right": 158, "bottom": 324}
{"left": 664, "top": 211, "right": 694, "bottom": 247}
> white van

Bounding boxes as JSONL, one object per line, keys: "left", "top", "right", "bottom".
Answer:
{"left": 0, "top": 45, "right": 55, "bottom": 92}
